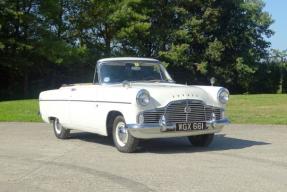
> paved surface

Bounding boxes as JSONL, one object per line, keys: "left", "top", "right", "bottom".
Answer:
{"left": 0, "top": 123, "right": 286, "bottom": 192}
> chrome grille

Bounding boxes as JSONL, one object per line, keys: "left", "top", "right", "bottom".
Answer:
{"left": 142, "top": 100, "right": 222, "bottom": 124}
{"left": 142, "top": 108, "right": 165, "bottom": 124}
{"left": 205, "top": 106, "right": 222, "bottom": 121}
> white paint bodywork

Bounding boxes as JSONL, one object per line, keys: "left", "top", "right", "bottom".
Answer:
{"left": 39, "top": 57, "right": 228, "bottom": 137}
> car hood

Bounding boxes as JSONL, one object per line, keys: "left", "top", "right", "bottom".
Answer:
{"left": 106, "top": 82, "right": 216, "bottom": 109}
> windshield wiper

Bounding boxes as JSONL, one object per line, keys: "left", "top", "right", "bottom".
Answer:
{"left": 131, "top": 79, "right": 166, "bottom": 83}
{"left": 145, "top": 79, "right": 166, "bottom": 82}
{"left": 121, "top": 79, "right": 170, "bottom": 84}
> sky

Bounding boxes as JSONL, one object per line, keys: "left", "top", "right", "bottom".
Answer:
{"left": 263, "top": 0, "right": 287, "bottom": 51}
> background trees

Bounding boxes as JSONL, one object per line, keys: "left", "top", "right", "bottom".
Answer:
{"left": 0, "top": 0, "right": 284, "bottom": 100}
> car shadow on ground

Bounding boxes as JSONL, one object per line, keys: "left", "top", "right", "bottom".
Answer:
{"left": 69, "top": 132, "right": 114, "bottom": 146}
{"left": 140, "top": 134, "right": 270, "bottom": 154}
{"left": 68, "top": 132, "right": 270, "bottom": 154}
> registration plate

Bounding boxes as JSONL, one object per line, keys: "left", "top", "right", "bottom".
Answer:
{"left": 176, "top": 122, "right": 207, "bottom": 131}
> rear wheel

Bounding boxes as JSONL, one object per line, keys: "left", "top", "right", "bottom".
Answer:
{"left": 53, "top": 118, "right": 70, "bottom": 139}
{"left": 188, "top": 134, "right": 214, "bottom": 147}
{"left": 112, "top": 116, "right": 139, "bottom": 153}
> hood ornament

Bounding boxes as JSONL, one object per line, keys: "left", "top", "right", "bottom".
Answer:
{"left": 210, "top": 77, "right": 215, "bottom": 86}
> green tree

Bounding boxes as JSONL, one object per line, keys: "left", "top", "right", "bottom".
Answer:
{"left": 159, "top": 0, "right": 273, "bottom": 92}
{"left": 0, "top": 0, "right": 275, "bottom": 99}
{"left": 0, "top": 0, "right": 85, "bottom": 97}
{"left": 0, "top": 0, "right": 40, "bottom": 96}
{"left": 269, "top": 49, "right": 287, "bottom": 93}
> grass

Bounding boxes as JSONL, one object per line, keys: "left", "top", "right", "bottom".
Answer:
{"left": 0, "top": 99, "right": 41, "bottom": 122}
{"left": 226, "top": 94, "right": 287, "bottom": 125}
{"left": 0, "top": 94, "right": 286, "bottom": 124}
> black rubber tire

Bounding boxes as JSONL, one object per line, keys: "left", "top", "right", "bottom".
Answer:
{"left": 53, "top": 118, "right": 70, "bottom": 139}
{"left": 112, "top": 116, "right": 139, "bottom": 153}
{"left": 188, "top": 134, "right": 214, "bottom": 147}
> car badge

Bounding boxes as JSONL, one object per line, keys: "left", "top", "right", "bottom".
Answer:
{"left": 184, "top": 106, "right": 192, "bottom": 113}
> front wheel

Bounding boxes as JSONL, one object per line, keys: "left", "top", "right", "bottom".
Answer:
{"left": 112, "top": 116, "right": 139, "bottom": 153}
{"left": 53, "top": 118, "right": 70, "bottom": 139}
{"left": 188, "top": 134, "right": 214, "bottom": 147}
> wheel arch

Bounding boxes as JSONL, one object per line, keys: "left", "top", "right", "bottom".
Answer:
{"left": 48, "top": 116, "right": 56, "bottom": 123}
{"left": 48, "top": 116, "right": 60, "bottom": 123}
{"left": 106, "top": 111, "right": 124, "bottom": 137}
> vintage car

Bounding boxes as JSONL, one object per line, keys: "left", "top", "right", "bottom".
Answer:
{"left": 39, "top": 57, "right": 230, "bottom": 152}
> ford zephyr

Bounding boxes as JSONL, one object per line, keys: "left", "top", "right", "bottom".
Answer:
{"left": 39, "top": 57, "right": 230, "bottom": 152}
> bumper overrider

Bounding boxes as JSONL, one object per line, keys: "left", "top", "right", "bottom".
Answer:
{"left": 127, "top": 118, "right": 230, "bottom": 139}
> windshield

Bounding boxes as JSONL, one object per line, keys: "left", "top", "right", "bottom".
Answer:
{"left": 98, "top": 61, "right": 173, "bottom": 84}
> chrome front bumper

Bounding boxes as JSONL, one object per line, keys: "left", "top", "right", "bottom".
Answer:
{"left": 127, "top": 118, "right": 230, "bottom": 139}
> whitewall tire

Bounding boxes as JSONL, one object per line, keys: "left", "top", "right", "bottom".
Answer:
{"left": 112, "top": 116, "right": 139, "bottom": 153}
{"left": 53, "top": 118, "right": 70, "bottom": 139}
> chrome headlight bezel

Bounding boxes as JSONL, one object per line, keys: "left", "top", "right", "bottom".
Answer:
{"left": 136, "top": 89, "right": 150, "bottom": 106}
{"left": 218, "top": 88, "right": 229, "bottom": 104}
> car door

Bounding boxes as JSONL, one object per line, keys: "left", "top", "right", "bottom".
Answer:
{"left": 68, "top": 85, "right": 102, "bottom": 133}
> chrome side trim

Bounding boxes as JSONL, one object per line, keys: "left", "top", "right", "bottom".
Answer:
{"left": 39, "top": 99, "right": 131, "bottom": 104}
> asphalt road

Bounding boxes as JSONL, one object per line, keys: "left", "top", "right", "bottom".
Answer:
{"left": 0, "top": 123, "right": 286, "bottom": 192}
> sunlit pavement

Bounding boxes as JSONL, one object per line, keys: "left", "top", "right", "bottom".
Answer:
{"left": 0, "top": 123, "right": 286, "bottom": 192}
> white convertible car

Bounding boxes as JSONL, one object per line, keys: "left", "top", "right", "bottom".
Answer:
{"left": 39, "top": 57, "right": 230, "bottom": 152}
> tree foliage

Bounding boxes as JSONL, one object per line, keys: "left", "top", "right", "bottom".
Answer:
{"left": 0, "top": 0, "right": 279, "bottom": 99}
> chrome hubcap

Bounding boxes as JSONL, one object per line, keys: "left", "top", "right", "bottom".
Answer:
{"left": 54, "top": 119, "right": 62, "bottom": 134}
{"left": 116, "top": 122, "right": 128, "bottom": 147}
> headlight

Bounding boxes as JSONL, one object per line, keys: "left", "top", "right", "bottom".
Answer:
{"left": 218, "top": 88, "right": 229, "bottom": 104}
{"left": 136, "top": 89, "right": 150, "bottom": 106}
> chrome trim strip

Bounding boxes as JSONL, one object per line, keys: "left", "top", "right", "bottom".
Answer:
{"left": 39, "top": 99, "right": 131, "bottom": 104}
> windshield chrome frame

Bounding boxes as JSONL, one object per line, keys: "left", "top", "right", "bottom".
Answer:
{"left": 95, "top": 60, "right": 174, "bottom": 85}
